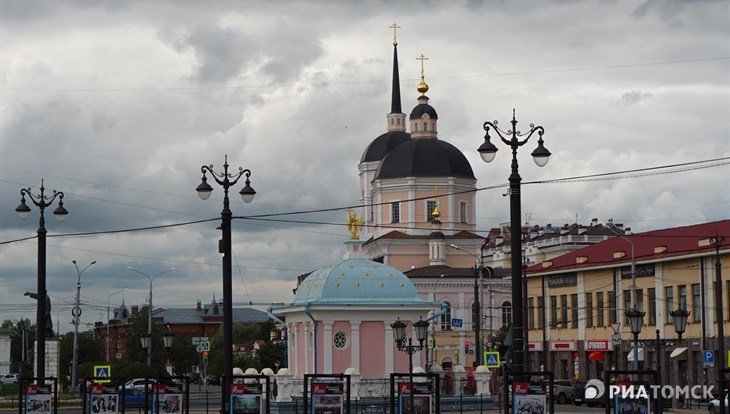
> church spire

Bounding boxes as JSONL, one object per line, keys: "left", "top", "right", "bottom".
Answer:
{"left": 387, "top": 23, "right": 406, "bottom": 132}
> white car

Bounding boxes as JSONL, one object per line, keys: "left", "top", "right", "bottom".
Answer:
{"left": 709, "top": 397, "right": 730, "bottom": 414}
{"left": 124, "top": 378, "right": 156, "bottom": 391}
{"left": 0, "top": 374, "right": 19, "bottom": 385}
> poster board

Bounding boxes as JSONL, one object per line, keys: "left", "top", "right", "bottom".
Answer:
{"left": 153, "top": 383, "right": 183, "bottom": 414}
{"left": 88, "top": 384, "right": 118, "bottom": 414}
{"left": 25, "top": 385, "right": 52, "bottom": 414}
{"left": 397, "top": 382, "right": 433, "bottom": 414}
{"left": 230, "top": 383, "right": 262, "bottom": 414}
{"left": 512, "top": 381, "right": 546, "bottom": 414}
{"left": 614, "top": 395, "right": 650, "bottom": 413}
{"left": 311, "top": 382, "right": 344, "bottom": 414}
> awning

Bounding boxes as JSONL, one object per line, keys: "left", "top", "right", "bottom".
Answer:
{"left": 588, "top": 351, "right": 605, "bottom": 361}
{"left": 627, "top": 347, "right": 644, "bottom": 362}
{"left": 670, "top": 347, "right": 688, "bottom": 360}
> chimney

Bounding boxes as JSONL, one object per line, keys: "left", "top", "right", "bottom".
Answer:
{"left": 196, "top": 300, "right": 202, "bottom": 310}
{"left": 591, "top": 218, "right": 598, "bottom": 226}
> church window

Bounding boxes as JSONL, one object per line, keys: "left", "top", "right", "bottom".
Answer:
{"left": 424, "top": 122, "right": 428, "bottom": 131}
{"left": 441, "top": 302, "right": 452, "bottom": 330}
{"left": 427, "top": 200, "right": 437, "bottom": 222}
{"left": 502, "top": 301, "right": 512, "bottom": 326}
{"left": 459, "top": 202, "right": 467, "bottom": 224}
{"left": 391, "top": 202, "right": 400, "bottom": 223}
{"left": 414, "top": 123, "right": 418, "bottom": 132}
{"left": 333, "top": 331, "right": 349, "bottom": 350}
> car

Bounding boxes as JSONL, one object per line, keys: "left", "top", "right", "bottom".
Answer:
{"left": 185, "top": 372, "right": 201, "bottom": 384}
{"left": 122, "top": 388, "right": 151, "bottom": 409}
{"left": 204, "top": 374, "right": 220, "bottom": 386}
{"left": 540, "top": 380, "right": 574, "bottom": 404}
{"left": 124, "top": 378, "right": 156, "bottom": 391}
{"left": 709, "top": 397, "right": 730, "bottom": 414}
{"left": 0, "top": 374, "right": 19, "bottom": 385}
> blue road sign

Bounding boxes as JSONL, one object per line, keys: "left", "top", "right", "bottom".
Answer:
{"left": 451, "top": 318, "right": 463, "bottom": 328}
{"left": 704, "top": 350, "right": 715, "bottom": 363}
{"left": 485, "top": 351, "right": 501, "bottom": 368}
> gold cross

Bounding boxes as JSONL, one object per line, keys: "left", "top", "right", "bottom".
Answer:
{"left": 389, "top": 22, "right": 401, "bottom": 46}
{"left": 417, "top": 54, "right": 429, "bottom": 78}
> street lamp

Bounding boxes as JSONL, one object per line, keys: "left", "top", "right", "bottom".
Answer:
{"left": 106, "top": 288, "right": 128, "bottom": 362}
{"left": 71, "top": 259, "right": 96, "bottom": 392}
{"left": 639, "top": 308, "right": 689, "bottom": 387}
{"left": 392, "top": 317, "right": 429, "bottom": 414}
{"left": 127, "top": 266, "right": 176, "bottom": 366}
{"left": 140, "top": 330, "right": 174, "bottom": 414}
{"left": 15, "top": 180, "right": 68, "bottom": 381}
{"left": 625, "top": 308, "right": 645, "bottom": 378}
{"left": 196, "top": 155, "right": 256, "bottom": 390}
{"left": 478, "top": 110, "right": 550, "bottom": 374}
{"left": 448, "top": 244, "right": 494, "bottom": 366}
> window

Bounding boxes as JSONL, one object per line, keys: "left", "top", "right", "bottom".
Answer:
{"left": 648, "top": 288, "right": 656, "bottom": 325}
{"left": 560, "top": 295, "right": 568, "bottom": 327}
{"left": 550, "top": 296, "right": 558, "bottom": 326}
{"left": 609, "top": 291, "right": 617, "bottom": 324}
{"left": 586, "top": 293, "right": 594, "bottom": 328}
{"left": 538, "top": 297, "right": 545, "bottom": 329}
{"left": 678, "top": 285, "right": 687, "bottom": 310}
{"left": 441, "top": 302, "right": 452, "bottom": 330}
{"left": 459, "top": 201, "right": 468, "bottom": 224}
{"left": 665, "top": 286, "right": 674, "bottom": 324}
{"left": 637, "top": 289, "right": 644, "bottom": 312}
{"left": 502, "top": 301, "right": 512, "bottom": 326}
{"left": 414, "top": 123, "right": 419, "bottom": 132}
{"left": 597, "top": 292, "right": 605, "bottom": 327}
{"left": 391, "top": 202, "right": 400, "bottom": 223}
{"left": 427, "top": 200, "right": 437, "bottom": 222}
{"left": 528, "top": 297, "right": 535, "bottom": 329}
{"left": 571, "top": 294, "right": 578, "bottom": 328}
{"left": 692, "top": 283, "right": 701, "bottom": 322}
{"left": 424, "top": 122, "right": 428, "bottom": 131}
{"left": 333, "top": 331, "right": 349, "bottom": 350}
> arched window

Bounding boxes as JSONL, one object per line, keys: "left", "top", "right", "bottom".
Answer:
{"left": 424, "top": 122, "right": 428, "bottom": 131}
{"left": 502, "top": 301, "right": 512, "bottom": 326}
{"left": 414, "top": 123, "right": 419, "bottom": 132}
{"left": 441, "top": 302, "right": 452, "bottom": 330}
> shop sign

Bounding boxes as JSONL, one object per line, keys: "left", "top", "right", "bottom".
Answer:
{"left": 549, "top": 341, "right": 576, "bottom": 351}
{"left": 547, "top": 273, "right": 577, "bottom": 287}
{"left": 586, "top": 340, "right": 614, "bottom": 351}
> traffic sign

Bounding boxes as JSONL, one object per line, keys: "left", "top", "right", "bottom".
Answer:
{"left": 611, "top": 333, "right": 622, "bottom": 345}
{"left": 196, "top": 344, "right": 203, "bottom": 353}
{"left": 115, "top": 352, "right": 122, "bottom": 360}
{"left": 611, "top": 323, "right": 621, "bottom": 334}
{"left": 485, "top": 351, "right": 500, "bottom": 368}
{"left": 704, "top": 350, "right": 715, "bottom": 368}
{"left": 427, "top": 337, "right": 433, "bottom": 349}
{"left": 94, "top": 365, "right": 111, "bottom": 383}
{"left": 451, "top": 318, "right": 463, "bottom": 328}
{"left": 201, "top": 341, "right": 211, "bottom": 351}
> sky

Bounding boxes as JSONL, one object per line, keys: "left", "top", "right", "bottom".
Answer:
{"left": 1, "top": 0, "right": 728, "bottom": 335}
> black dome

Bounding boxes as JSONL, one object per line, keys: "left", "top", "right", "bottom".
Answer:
{"left": 409, "top": 98, "right": 438, "bottom": 120}
{"left": 360, "top": 130, "right": 410, "bottom": 163}
{"left": 375, "top": 138, "right": 476, "bottom": 180}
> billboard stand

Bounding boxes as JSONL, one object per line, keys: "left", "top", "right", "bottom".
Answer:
{"left": 304, "top": 374, "right": 351, "bottom": 414}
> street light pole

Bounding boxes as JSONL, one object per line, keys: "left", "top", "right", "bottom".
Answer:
{"left": 196, "top": 155, "right": 256, "bottom": 390}
{"left": 15, "top": 180, "right": 68, "bottom": 381}
{"left": 392, "top": 317, "right": 429, "bottom": 414}
{"left": 106, "top": 288, "right": 128, "bottom": 362}
{"left": 478, "top": 110, "right": 551, "bottom": 375}
{"left": 127, "top": 266, "right": 176, "bottom": 366}
{"left": 71, "top": 260, "right": 95, "bottom": 392}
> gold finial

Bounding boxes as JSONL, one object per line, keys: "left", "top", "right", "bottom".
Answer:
{"left": 389, "top": 22, "right": 401, "bottom": 46}
{"left": 416, "top": 54, "right": 429, "bottom": 95}
{"left": 432, "top": 186, "right": 440, "bottom": 219}
{"left": 347, "top": 209, "right": 363, "bottom": 239}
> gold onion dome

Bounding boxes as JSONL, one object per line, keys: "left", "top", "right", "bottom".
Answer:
{"left": 417, "top": 77, "right": 429, "bottom": 95}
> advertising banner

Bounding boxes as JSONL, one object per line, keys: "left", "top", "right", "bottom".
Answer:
{"left": 153, "top": 383, "right": 182, "bottom": 414}
{"left": 230, "top": 383, "right": 263, "bottom": 414}
{"left": 25, "top": 385, "right": 52, "bottom": 414}
{"left": 311, "top": 382, "right": 344, "bottom": 414}
{"left": 89, "top": 384, "right": 118, "bottom": 414}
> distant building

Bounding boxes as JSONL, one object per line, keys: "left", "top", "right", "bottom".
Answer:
{"left": 94, "top": 298, "right": 269, "bottom": 361}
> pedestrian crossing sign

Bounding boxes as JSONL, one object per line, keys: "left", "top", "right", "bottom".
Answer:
{"left": 94, "top": 365, "right": 111, "bottom": 383}
{"left": 485, "top": 351, "right": 500, "bottom": 368}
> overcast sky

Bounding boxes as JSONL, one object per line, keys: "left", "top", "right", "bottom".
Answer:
{"left": 1, "top": 0, "right": 728, "bottom": 334}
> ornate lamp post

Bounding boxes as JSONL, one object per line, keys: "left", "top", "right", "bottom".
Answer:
{"left": 140, "top": 330, "right": 174, "bottom": 414}
{"left": 625, "top": 308, "right": 646, "bottom": 379}
{"left": 478, "top": 110, "right": 550, "bottom": 374}
{"left": 71, "top": 259, "right": 95, "bottom": 393}
{"left": 15, "top": 180, "right": 68, "bottom": 381}
{"left": 392, "top": 317, "right": 429, "bottom": 414}
{"left": 196, "top": 155, "right": 256, "bottom": 392}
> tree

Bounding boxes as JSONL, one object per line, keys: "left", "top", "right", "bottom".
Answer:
{"left": 2, "top": 318, "right": 35, "bottom": 376}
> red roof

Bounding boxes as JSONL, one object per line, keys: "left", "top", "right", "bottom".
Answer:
{"left": 526, "top": 220, "right": 730, "bottom": 275}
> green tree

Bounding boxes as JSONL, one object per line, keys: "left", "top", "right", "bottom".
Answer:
{"left": 2, "top": 318, "right": 35, "bottom": 376}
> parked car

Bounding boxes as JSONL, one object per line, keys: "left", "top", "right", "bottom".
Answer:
{"left": 204, "top": 374, "right": 220, "bottom": 386}
{"left": 122, "top": 388, "right": 151, "bottom": 409}
{"left": 124, "top": 378, "right": 156, "bottom": 391}
{"left": 540, "top": 379, "right": 574, "bottom": 404}
{"left": 186, "top": 372, "right": 201, "bottom": 384}
{"left": 0, "top": 373, "right": 19, "bottom": 385}
{"left": 709, "top": 397, "right": 730, "bottom": 414}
